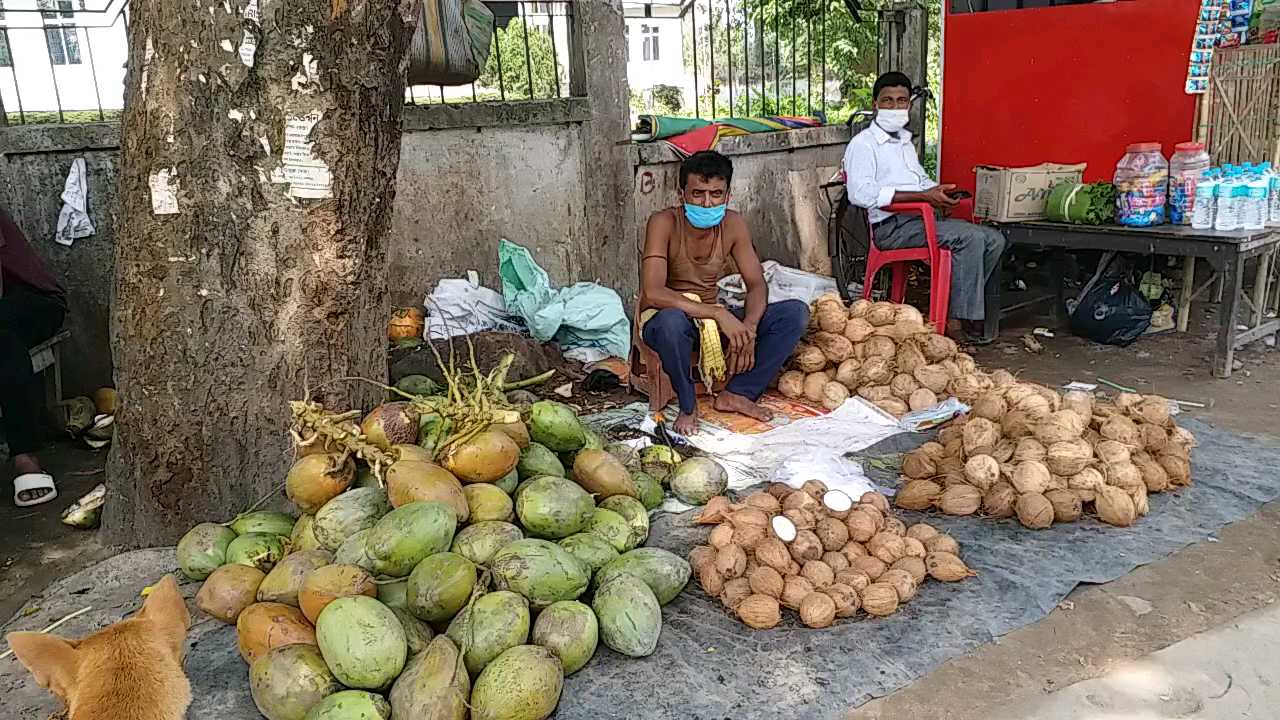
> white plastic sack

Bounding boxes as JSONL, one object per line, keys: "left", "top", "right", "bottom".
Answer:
{"left": 55, "top": 158, "right": 94, "bottom": 247}
{"left": 423, "top": 271, "right": 523, "bottom": 340}
{"left": 717, "top": 260, "right": 839, "bottom": 309}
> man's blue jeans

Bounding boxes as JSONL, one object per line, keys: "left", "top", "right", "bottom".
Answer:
{"left": 641, "top": 299, "right": 810, "bottom": 415}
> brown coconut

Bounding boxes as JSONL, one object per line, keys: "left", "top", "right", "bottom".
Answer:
{"left": 847, "top": 298, "right": 873, "bottom": 319}
{"left": 791, "top": 344, "right": 827, "bottom": 373}
{"left": 695, "top": 496, "right": 732, "bottom": 525}
{"left": 1106, "top": 462, "right": 1145, "bottom": 490}
{"left": 876, "top": 398, "right": 910, "bottom": 417}
{"left": 720, "top": 578, "right": 753, "bottom": 610}
{"left": 880, "top": 568, "right": 918, "bottom": 602}
{"left": 902, "top": 537, "right": 927, "bottom": 560}
{"left": 754, "top": 539, "right": 791, "bottom": 574}
{"left": 733, "top": 524, "right": 767, "bottom": 551}
{"left": 781, "top": 576, "right": 816, "bottom": 610}
{"left": 860, "top": 492, "right": 891, "bottom": 513}
{"left": 801, "top": 560, "right": 835, "bottom": 589}
{"left": 814, "top": 517, "right": 850, "bottom": 552}
{"left": 866, "top": 302, "right": 898, "bottom": 326}
{"left": 902, "top": 451, "right": 939, "bottom": 480}
{"left": 1140, "top": 423, "right": 1169, "bottom": 453}
{"left": 1046, "top": 439, "right": 1095, "bottom": 476}
{"left": 895, "top": 479, "right": 943, "bottom": 511}
{"left": 1033, "top": 410, "right": 1086, "bottom": 445}
{"left": 1013, "top": 438, "right": 1048, "bottom": 463}
{"left": 884, "top": 517, "right": 907, "bottom": 537}
{"left": 1095, "top": 439, "right": 1132, "bottom": 466}
{"left": 852, "top": 556, "right": 888, "bottom": 581}
{"left": 197, "top": 565, "right": 267, "bottom": 624}
{"left": 844, "top": 317, "right": 876, "bottom": 343}
{"left": 820, "top": 381, "right": 851, "bottom": 410}
{"left": 913, "top": 364, "right": 951, "bottom": 394}
{"left": 890, "top": 373, "right": 920, "bottom": 400}
{"left": 823, "top": 551, "right": 851, "bottom": 573}
{"left": 815, "top": 301, "right": 848, "bottom": 333}
{"left": 715, "top": 543, "right": 748, "bottom": 579}
{"left": 867, "top": 532, "right": 907, "bottom": 565}
{"left": 1133, "top": 396, "right": 1172, "bottom": 426}
{"left": 689, "top": 545, "right": 717, "bottom": 575}
{"left": 964, "top": 455, "right": 1001, "bottom": 491}
{"left": 1062, "top": 390, "right": 1095, "bottom": 419}
{"left": 1015, "top": 493, "right": 1054, "bottom": 529}
{"left": 742, "top": 492, "right": 783, "bottom": 515}
{"left": 864, "top": 336, "right": 898, "bottom": 361}
{"left": 1134, "top": 456, "right": 1170, "bottom": 492}
{"left": 905, "top": 523, "right": 939, "bottom": 543}
{"left": 1159, "top": 453, "right": 1192, "bottom": 487}
{"left": 925, "top": 552, "right": 978, "bottom": 582}
{"left": 698, "top": 564, "right": 725, "bottom": 596}
{"left": 709, "top": 523, "right": 735, "bottom": 549}
{"left": 972, "top": 393, "right": 1009, "bottom": 422}
{"left": 800, "top": 479, "right": 829, "bottom": 499}
{"left": 921, "top": 334, "right": 958, "bottom": 362}
{"left": 834, "top": 359, "right": 861, "bottom": 390}
{"left": 782, "top": 489, "right": 821, "bottom": 514}
{"left": 802, "top": 373, "right": 829, "bottom": 403}
{"left": 909, "top": 388, "right": 940, "bottom": 412}
{"left": 835, "top": 568, "right": 872, "bottom": 592}
{"left": 860, "top": 583, "right": 900, "bottom": 617}
{"left": 799, "top": 592, "right": 838, "bottom": 629}
{"left": 860, "top": 357, "right": 895, "bottom": 386}
{"left": 840, "top": 541, "right": 869, "bottom": 563}
{"left": 891, "top": 556, "right": 928, "bottom": 585}
{"left": 813, "top": 332, "right": 855, "bottom": 364}
{"left": 981, "top": 482, "right": 1018, "bottom": 519}
{"left": 962, "top": 418, "right": 1002, "bottom": 457}
{"left": 825, "top": 583, "right": 862, "bottom": 618}
{"left": 737, "top": 594, "right": 782, "bottom": 629}
{"left": 896, "top": 340, "right": 928, "bottom": 375}
{"left": 858, "top": 385, "right": 894, "bottom": 403}
{"left": 1045, "top": 489, "right": 1083, "bottom": 523}
{"left": 924, "top": 533, "right": 960, "bottom": 556}
{"left": 789, "top": 530, "right": 824, "bottom": 563}
{"left": 949, "top": 374, "right": 990, "bottom": 404}
{"left": 1002, "top": 410, "right": 1035, "bottom": 439}
{"left": 991, "top": 438, "right": 1017, "bottom": 464}
{"left": 1011, "top": 461, "right": 1051, "bottom": 495}
{"left": 1100, "top": 414, "right": 1143, "bottom": 447}
{"left": 844, "top": 512, "right": 877, "bottom": 544}
{"left": 939, "top": 485, "right": 983, "bottom": 516}
{"left": 1067, "top": 467, "right": 1106, "bottom": 494}
{"left": 747, "top": 566, "right": 785, "bottom": 599}
{"left": 1095, "top": 485, "right": 1137, "bottom": 527}
{"left": 1170, "top": 426, "right": 1198, "bottom": 450}
{"left": 777, "top": 371, "right": 806, "bottom": 399}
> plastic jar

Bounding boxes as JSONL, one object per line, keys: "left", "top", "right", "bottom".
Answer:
{"left": 1168, "top": 142, "right": 1211, "bottom": 225}
{"left": 1115, "top": 142, "right": 1169, "bottom": 227}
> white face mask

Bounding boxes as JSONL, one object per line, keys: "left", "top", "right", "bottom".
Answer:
{"left": 876, "top": 109, "right": 910, "bottom": 133}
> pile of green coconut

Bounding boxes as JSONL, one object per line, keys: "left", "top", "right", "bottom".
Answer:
{"left": 175, "top": 395, "right": 729, "bottom": 720}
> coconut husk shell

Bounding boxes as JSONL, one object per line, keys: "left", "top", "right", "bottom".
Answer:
{"left": 835, "top": 359, "right": 861, "bottom": 389}
{"left": 891, "top": 556, "right": 927, "bottom": 585}
{"left": 1046, "top": 439, "right": 1095, "bottom": 476}
{"left": 866, "top": 303, "right": 898, "bottom": 326}
{"left": 851, "top": 555, "right": 887, "bottom": 581}
{"left": 972, "top": 393, "right": 1009, "bottom": 422}
{"left": 913, "top": 364, "right": 951, "bottom": 395}
{"left": 720, "top": 578, "right": 752, "bottom": 610}
{"left": 736, "top": 594, "right": 782, "bottom": 629}
{"left": 924, "top": 533, "right": 960, "bottom": 555}
{"left": 925, "top": 552, "right": 977, "bottom": 582}
{"left": 908, "top": 388, "right": 940, "bottom": 412}
{"left": 789, "top": 530, "right": 824, "bottom": 563}
{"left": 791, "top": 344, "right": 827, "bottom": 373}
{"left": 843, "top": 317, "right": 876, "bottom": 343}
{"left": 1033, "top": 410, "right": 1086, "bottom": 445}
{"left": 963, "top": 455, "right": 1000, "bottom": 491}
{"left": 780, "top": 576, "right": 815, "bottom": 610}
{"left": 1045, "top": 489, "right": 1083, "bottom": 523}
{"left": 777, "top": 371, "right": 806, "bottom": 399}
{"left": 824, "top": 583, "right": 861, "bottom": 618}
{"left": 834, "top": 567, "right": 872, "bottom": 592}
{"left": 1015, "top": 493, "right": 1054, "bottom": 529}
{"left": 962, "top": 418, "right": 1001, "bottom": 457}
{"left": 698, "top": 564, "right": 725, "bottom": 596}
{"left": 902, "top": 451, "right": 938, "bottom": 480}
{"left": 1100, "top": 414, "right": 1142, "bottom": 447}
{"left": 867, "top": 532, "right": 907, "bottom": 565}
{"left": 981, "top": 482, "right": 1018, "bottom": 519}
{"left": 1095, "top": 485, "right": 1137, "bottom": 527}
{"left": 939, "top": 485, "right": 983, "bottom": 516}
{"left": 822, "top": 550, "right": 851, "bottom": 573}
{"left": 1010, "top": 461, "right": 1051, "bottom": 495}
{"left": 1013, "top": 438, "right": 1048, "bottom": 463}
{"left": 890, "top": 373, "right": 920, "bottom": 400}
{"left": 895, "top": 479, "right": 943, "bottom": 511}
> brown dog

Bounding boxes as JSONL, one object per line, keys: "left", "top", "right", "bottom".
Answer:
{"left": 6, "top": 574, "right": 192, "bottom": 720}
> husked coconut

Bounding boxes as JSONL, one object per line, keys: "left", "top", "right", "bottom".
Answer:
{"left": 909, "top": 388, "right": 939, "bottom": 412}
{"left": 939, "top": 485, "right": 982, "bottom": 516}
{"left": 852, "top": 556, "right": 887, "bottom": 581}
{"left": 883, "top": 517, "right": 907, "bottom": 537}
{"left": 901, "top": 536, "right": 926, "bottom": 559}
{"left": 709, "top": 524, "right": 735, "bottom": 549}
{"left": 802, "top": 479, "right": 829, "bottom": 499}
{"left": 921, "top": 334, "right": 958, "bottom": 362}
{"left": 1094, "top": 440, "right": 1131, "bottom": 466}
{"left": 754, "top": 538, "right": 792, "bottom": 573}
{"left": 789, "top": 530, "right": 824, "bottom": 563}
{"left": 747, "top": 566, "right": 785, "bottom": 599}
{"left": 1133, "top": 456, "right": 1170, "bottom": 492}
{"left": 840, "top": 542, "right": 869, "bottom": 564}
{"left": 858, "top": 384, "right": 894, "bottom": 402}
{"left": 737, "top": 594, "right": 782, "bottom": 629}
{"left": 1067, "top": 467, "right": 1106, "bottom": 494}
{"left": 799, "top": 592, "right": 837, "bottom": 628}
{"left": 698, "top": 564, "right": 725, "bottom": 596}
{"left": 822, "top": 551, "right": 850, "bottom": 573}
{"left": 689, "top": 545, "right": 716, "bottom": 575}
{"left": 791, "top": 344, "right": 827, "bottom": 373}
{"left": 1100, "top": 414, "right": 1142, "bottom": 446}
{"left": 802, "top": 373, "right": 829, "bottom": 403}
{"left": 867, "top": 532, "right": 906, "bottom": 565}
{"left": 821, "top": 382, "right": 850, "bottom": 410}
{"left": 991, "top": 438, "right": 1016, "bottom": 464}
{"left": 844, "top": 512, "right": 877, "bottom": 543}
{"left": 913, "top": 364, "right": 951, "bottom": 394}
{"left": 1133, "top": 396, "right": 1171, "bottom": 426}
{"left": 925, "top": 552, "right": 977, "bottom": 582}
{"left": 890, "top": 373, "right": 920, "bottom": 400}
{"left": 964, "top": 455, "right": 1000, "bottom": 491}
{"left": 814, "top": 301, "right": 848, "bottom": 333}
{"left": 981, "top": 482, "right": 1018, "bottom": 518}
{"left": 715, "top": 544, "right": 747, "bottom": 579}
{"left": 1127, "top": 484, "right": 1150, "bottom": 516}
{"left": 949, "top": 374, "right": 989, "bottom": 404}
{"left": 902, "top": 451, "right": 938, "bottom": 480}
{"left": 777, "top": 371, "right": 806, "bottom": 399}
{"left": 743, "top": 491, "right": 783, "bottom": 514}
{"left": 1044, "top": 489, "right": 1083, "bottom": 522}
{"left": 1011, "top": 461, "right": 1051, "bottom": 495}
{"left": 1033, "top": 410, "right": 1086, "bottom": 445}
{"left": 1002, "top": 410, "right": 1034, "bottom": 439}
{"left": 860, "top": 357, "right": 894, "bottom": 386}
{"left": 1015, "top": 493, "right": 1054, "bottom": 529}
{"left": 860, "top": 583, "right": 900, "bottom": 616}
{"left": 972, "top": 393, "right": 1009, "bottom": 422}
{"left": 864, "top": 336, "right": 898, "bottom": 359}
{"left": 1170, "top": 426, "right": 1197, "bottom": 450}
{"left": 905, "top": 523, "right": 938, "bottom": 543}
{"left": 824, "top": 583, "right": 861, "bottom": 618}
{"left": 801, "top": 560, "right": 835, "bottom": 588}
{"left": 1062, "top": 390, "right": 1095, "bottom": 419}
{"left": 962, "top": 418, "right": 1001, "bottom": 457}
{"left": 879, "top": 568, "right": 918, "bottom": 602}
{"left": 780, "top": 576, "right": 815, "bottom": 610}
{"left": 812, "top": 331, "right": 855, "bottom": 363}
{"left": 834, "top": 568, "right": 871, "bottom": 592}
{"left": 1046, "top": 439, "right": 1095, "bottom": 476}
{"left": 720, "top": 578, "right": 752, "bottom": 610}
{"left": 954, "top": 353, "right": 977, "bottom": 375}
{"left": 848, "top": 298, "right": 873, "bottom": 318}
{"left": 1140, "top": 423, "right": 1169, "bottom": 453}
{"left": 843, "top": 317, "right": 875, "bottom": 343}
{"left": 815, "top": 518, "right": 850, "bottom": 552}
{"left": 990, "top": 369, "right": 1016, "bottom": 387}
{"left": 891, "top": 556, "right": 927, "bottom": 585}
{"left": 895, "top": 479, "right": 942, "bottom": 510}
{"left": 834, "top": 359, "right": 861, "bottom": 389}
{"left": 897, "top": 341, "right": 928, "bottom": 375}
{"left": 1013, "top": 438, "right": 1048, "bottom": 463}
{"left": 924, "top": 533, "right": 960, "bottom": 556}
{"left": 1095, "top": 485, "right": 1136, "bottom": 527}
{"left": 1105, "top": 462, "right": 1144, "bottom": 490}
{"left": 866, "top": 302, "right": 898, "bottom": 326}
{"left": 875, "top": 398, "right": 910, "bottom": 417}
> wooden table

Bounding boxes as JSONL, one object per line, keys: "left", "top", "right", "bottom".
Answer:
{"left": 995, "top": 221, "right": 1280, "bottom": 378}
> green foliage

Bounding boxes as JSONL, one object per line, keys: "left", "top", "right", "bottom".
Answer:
{"left": 5, "top": 109, "right": 122, "bottom": 125}
{"left": 651, "top": 84, "right": 684, "bottom": 114}
{"left": 478, "top": 21, "right": 562, "bottom": 100}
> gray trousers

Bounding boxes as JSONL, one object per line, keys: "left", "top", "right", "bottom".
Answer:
{"left": 874, "top": 214, "right": 1006, "bottom": 321}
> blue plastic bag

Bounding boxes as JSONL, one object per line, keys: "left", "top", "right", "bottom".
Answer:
{"left": 498, "top": 239, "right": 632, "bottom": 360}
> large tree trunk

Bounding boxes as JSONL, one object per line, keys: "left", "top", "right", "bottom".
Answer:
{"left": 104, "top": 0, "right": 414, "bottom": 547}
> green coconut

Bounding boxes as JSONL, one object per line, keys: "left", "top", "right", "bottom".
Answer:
{"left": 489, "top": 539, "right": 589, "bottom": 610}
{"left": 592, "top": 573, "right": 661, "bottom": 658}
{"left": 639, "top": 445, "right": 682, "bottom": 481}
{"left": 493, "top": 468, "right": 519, "bottom": 495}
{"left": 226, "top": 532, "right": 290, "bottom": 573}
{"left": 470, "top": 645, "right": 564, "bottom": 720}
{"left": 257, "top": 549, "right": 334, "bottom": 606}
{"left": 583, "top": 509, "right": 633, "bottom": 553}
{"left": 592, "top": 547, "right": 690, "bottom": 605}
{"left": 291, "top": 514, "right": 324, "bottom": 552}
{"left": 631, "top": 471, "right": 664, "bottom": 511}
{"left": 556, "top": 533, "right": 619, "bottom": 576}
{"left": 597, "top": 495, "right": 649, "bottom": 550}
{"left": 303, "top": 690, "right": 391, "bottom": 720}
{"left": 332, "top": 529, "right": 377, "bottom": 572}
{"left": 407, "top": 552, "right": 478, "bottom": 623}
{"left": 388, "top": 636, "right": 469, "bottom": 720}
{"left": 451, "top": 521, "right": 524, "bottom": 566}
{"left": 391, "top": 607, "right": 435, "bottom": 657}
{"left": 313, "top": 487, "right": 391, "bottom": 552}
{"left": 378, "top": 579, "right": 409, "bottom": 609}
{"left": 668, "top": 456, "right": 728, "bottom": 505}
{"left": 364, "top": 501, "right": 457, "bottom": 578}
{"left": 395, "top": 374, "right": 443, "bottom": 397}
{"left": 530, "top": 600, "right": 598, "bottom": 676}
{"left": 528, "top": 401, "right": 586, "bottom": 453}
{"left": 515, "top": 477, "right": 596, "bottom": 540}
{"left": 176, "top": 522, "right": 237, "bottom": 580}
{"left": 445, "top": 590, "right": 531, "bottom": 676}
{"left": 603, "top": 442, "right": 641, "bottom": 470}
{"left": 231, "top": 511, "right": 298, "bottom": 538}
{"left": 572, "top": 450, "right": 639, "bottom": 500}
{"left": 316, "top": 596, "right": 407, "bottom": 690}
{"left": 249, "top": 643, "right": 342, "bottom": 720}
{"left": 517, "top": 443, "right": 565, "bottom": 480}
{"left": 463, "top": 484, "right": 515, "bottom": 523}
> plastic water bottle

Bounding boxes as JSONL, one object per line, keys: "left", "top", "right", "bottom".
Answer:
{"left": 1216, "top": 169, "right": 1241, "bottom": 232}
{"left": 1192, "top": 169, "right": 1218, "bottom": 230}
{"left": 1245, "top": 166, "right": 1269, "bottom": 231}
{"left": 1267, "top": 163, "right": 1280, "bottom": 228}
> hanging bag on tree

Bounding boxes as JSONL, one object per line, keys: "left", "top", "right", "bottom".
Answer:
{"left": 408, "top": 0, "right": 494, "bottom": 86}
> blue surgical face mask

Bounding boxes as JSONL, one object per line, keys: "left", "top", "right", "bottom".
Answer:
{"left": 684, "top": 202, "right": 727, "bottom": 229}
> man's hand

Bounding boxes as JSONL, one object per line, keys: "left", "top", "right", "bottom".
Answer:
{"left": 717, "top": 309, "right": 755, "bottom": 375}
{"left": 923, "top": 184, "right": 961, "bottom": 210}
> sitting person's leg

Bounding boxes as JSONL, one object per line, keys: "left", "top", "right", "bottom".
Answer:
{"left": 0, "top": 288, "right": 64, "bottom": 505}
{"left": 640, "top": 308, "right": 700, "bottom": 434}
{"left": 719, "top": 299, "right": 811, "bottom": 419}
{"left": 935, "top": 218, "right": 1006, "bottom": 323}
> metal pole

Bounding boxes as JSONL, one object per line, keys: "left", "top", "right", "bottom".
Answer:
{"left": 691, "top": 4, "right": 700, "bottom": 117}
{"left": 806, "top": 15, "right": 811, "bottom": 116}
{"left": 742, "top": 1, "right": 750, "bottom": 116}
{"left": 708, "top": 0, "right": 715, "bottom": 118}
{"left": 81, "top": 26, "right": 105, "bottom": 121}
{"left": 493, "top": 16, "right": 507, "bottom": 101}
{"left": 41, "top": 27, "right": 67, "bottom": 123}
{"left": 547, "top": 3, "right": 561, "bottom": 98}
{"left": 821, "top": 0, "right": 827, "bottom": 115}
{"left": 790, "top": 14, "right": 796, "bottom": 116}
{"left": 773, "top": 10, "right": 779, "bottom": 111}
{"left": 726, "top": 0, "right": 733, "bottom": 118}
{"left": 520, "top": 12, "right": 535, "bottom": 99}
{"left": 758, "top": 14, "right": 764, "bottom": 115}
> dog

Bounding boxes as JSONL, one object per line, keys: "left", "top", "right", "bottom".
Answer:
{"left": 6, "top": 574, "right": 192, "bottom": 720}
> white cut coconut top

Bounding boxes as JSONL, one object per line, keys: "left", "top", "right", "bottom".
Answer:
{"left": 771, "top": 515, "right": 798, "bottom": 543}
{"left": 823, "top": 490, "right": 853, "bottom": 513}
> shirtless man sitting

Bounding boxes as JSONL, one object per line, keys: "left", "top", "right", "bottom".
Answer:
{"left": 640, "top": 151, "right": 810, "bottom": 435}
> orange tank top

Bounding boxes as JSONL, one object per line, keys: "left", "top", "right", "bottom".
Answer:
{"left": 659, "top": 208, "right": 730, "bottom": 305}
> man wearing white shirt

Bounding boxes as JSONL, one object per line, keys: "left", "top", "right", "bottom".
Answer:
{"left": 843, "top": 71, "right": 1005, "bottom": 341}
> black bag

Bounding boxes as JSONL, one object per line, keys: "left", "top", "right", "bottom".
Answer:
{"left": 1067, "top": 253, "right": 1152, "bottom": 347}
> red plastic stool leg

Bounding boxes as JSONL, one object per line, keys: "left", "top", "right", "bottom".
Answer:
{"left": 929, "top": 252, "right": 953, "bottom": 334}
{"left": 890, "top": 263, "right": 908, "bottom": 303}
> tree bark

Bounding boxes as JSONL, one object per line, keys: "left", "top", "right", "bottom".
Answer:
{"left": 104, "top": 0, "right": 414, "bottom": 547}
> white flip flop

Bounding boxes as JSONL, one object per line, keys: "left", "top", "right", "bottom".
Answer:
{"left": 14, "top": 473, "right": 58, "bottom": 508}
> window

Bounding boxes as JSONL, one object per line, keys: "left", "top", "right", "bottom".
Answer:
{"left": 950, "top": 0, "right": 1107, "bottom": 11}
{"left": 0, "top": 31, "right": 11, "bottom": 68}
{"left": 642, "top": 24, "right": 660, "bottom": 62}
{"left": 624, "top": 23, "right": 632, "bottom": 62}
{"left": 37, "top": 0, "right": 74, "bottom": 19}
{"left": 46, "top": 27, "right": 82, "bottom": 65}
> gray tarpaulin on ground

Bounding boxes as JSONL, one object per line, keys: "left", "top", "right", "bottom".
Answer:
{"left": 5, "top": 420, "right": 1280, "bottom": 720}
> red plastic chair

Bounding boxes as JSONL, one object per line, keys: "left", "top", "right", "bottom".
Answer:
{"left": 862, "top": 202, "right": 957, "bottom": 334}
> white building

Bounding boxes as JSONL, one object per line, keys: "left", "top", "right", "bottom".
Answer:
{"left": 0, "top": 0, "right": 128, "bottom": 119}
{"left": 623, "top": 0, "right": 691, "bottom": 106}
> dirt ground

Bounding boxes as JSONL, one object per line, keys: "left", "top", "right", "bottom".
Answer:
{"left": 1, "top": 289, "right": 1277, "bottom": 716}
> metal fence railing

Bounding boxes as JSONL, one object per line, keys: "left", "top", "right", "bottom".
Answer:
{"left": 406, "top": 1, "right": 575, "bottom": 106}
{"left": 0, "top": 0, "right": 128, "bottom": 125}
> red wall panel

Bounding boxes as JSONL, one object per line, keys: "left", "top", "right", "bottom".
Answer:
{"left": 941, "top": 1, "right": 1203, "bottom": 187}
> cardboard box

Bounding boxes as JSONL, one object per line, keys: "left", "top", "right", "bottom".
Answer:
{"left": 973, "top": 163, "right": 1088, "bottom": 222}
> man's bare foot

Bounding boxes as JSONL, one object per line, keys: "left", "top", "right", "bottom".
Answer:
{"left": 714, "top": 391, "right": 773, "bottom": 422}
{"left": 673, "top": 411, "right": 700, "bottom": 436}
